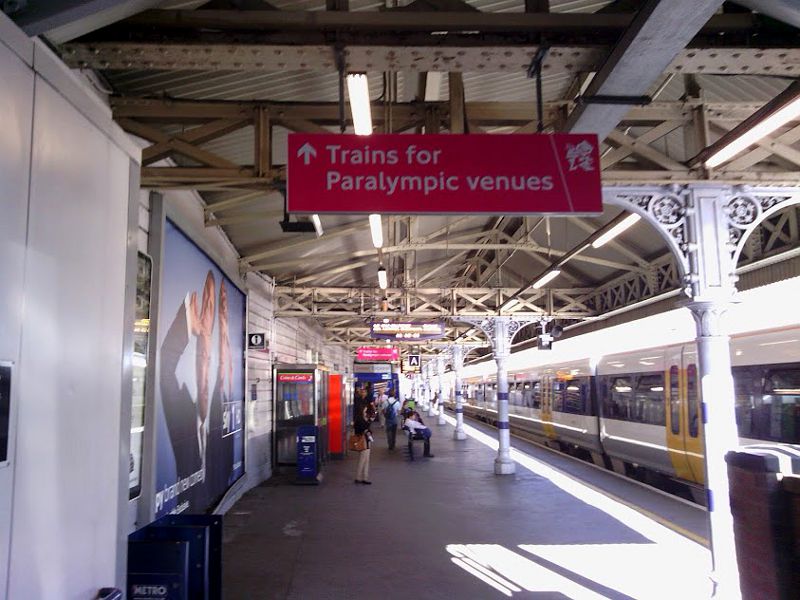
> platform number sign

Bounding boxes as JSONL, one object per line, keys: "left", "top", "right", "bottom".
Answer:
{"left": 403, "top": 354, "right": 421, "bottom": 373}
{"left": 248, "top": 332, "right": 267, "bottom": 350}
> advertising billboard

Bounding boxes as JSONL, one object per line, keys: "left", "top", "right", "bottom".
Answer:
{"left": 154, "top": 220, "right": 245, "bottom": 517}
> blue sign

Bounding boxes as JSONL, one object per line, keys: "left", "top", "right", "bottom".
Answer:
{"left": 370, "top": 321, "right": 445, "bottom": 340}
{"left": 296, "top": 425, "right": 318, "bottom": 482}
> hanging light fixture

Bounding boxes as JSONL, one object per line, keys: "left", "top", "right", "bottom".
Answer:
{"left": 591, "top": 213, "right": 641, "bottom": 249}
{"left": 369, "top": 213, "right": 383, "bottom": 248}
{"left": 346, "top": 73, "right": 373, "bottom": 135}
{"left": 377, "top": 265, "right": 388, "bottom": 290}
{"left": 532, "top": 269, "right": 561, "bottom": 289}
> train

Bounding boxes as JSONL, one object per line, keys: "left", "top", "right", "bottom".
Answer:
{"left": 441, "top": 280, "right": 800, "bottom": 498}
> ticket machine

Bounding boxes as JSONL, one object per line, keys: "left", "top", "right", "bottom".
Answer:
{"left": 273, "top": 364, "right": 329, "bottom": 467}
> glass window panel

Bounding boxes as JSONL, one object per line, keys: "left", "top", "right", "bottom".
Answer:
{"left": 764, "top": 368, "right": 800, "bottom": 443}
{"left": 607, "top": 376, "right": 634, "bottom": 421}
{"left": 129, "top": 253, "right": 152, "bottom": 500}
{"left": 670, "top": 366, "right": 680, "bottom": 434}
{"left": 687, "top": 364, "right": 699, "bottom": 437}
{"left": 635, "top": 373, "right": 665, "bottom": 426}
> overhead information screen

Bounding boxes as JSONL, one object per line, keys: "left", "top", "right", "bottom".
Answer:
{"left": 371, "top": 322, "right": 445, "bottom": 340}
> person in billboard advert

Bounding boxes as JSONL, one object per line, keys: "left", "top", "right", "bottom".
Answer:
{"left": 206, "top": 279, "right": 236, "bottom": 497}
{"left": 160, "top": 270, "right": 216, "bottom": 510}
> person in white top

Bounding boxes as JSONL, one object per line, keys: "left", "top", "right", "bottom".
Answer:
{"left": 404, "top": 412, "right": 434, "bottom": 457}
{"left": 375, "top": 389, "right": 388, "bottom": 428}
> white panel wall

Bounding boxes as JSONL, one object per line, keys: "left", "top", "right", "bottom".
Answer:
{"left": 245, "top": 274, "right": 274, "bottom": 483}
{"left": 0, "top": 13, "right": 139, "bottom": 598}
{"left": 0, "top": 33, "right": 34, "bottom": 600}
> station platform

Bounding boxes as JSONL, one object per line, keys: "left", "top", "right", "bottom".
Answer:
{"left": 222, "top": 417, "right": 711, "bottom": 600}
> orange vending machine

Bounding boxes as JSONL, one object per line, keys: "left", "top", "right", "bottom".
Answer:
{"left": 328, "top": 374, "right": 344, "bottom": 458}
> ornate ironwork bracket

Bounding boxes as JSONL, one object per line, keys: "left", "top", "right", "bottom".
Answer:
{"left": 456, "top": 316, "right": 540, "bottom": 359}
{"left": 604, "top": 184, "right": 800, "bottom": 300}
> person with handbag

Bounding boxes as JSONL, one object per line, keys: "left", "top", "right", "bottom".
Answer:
{"left": 353, "top": 388, "right": 374, "bottom": 485}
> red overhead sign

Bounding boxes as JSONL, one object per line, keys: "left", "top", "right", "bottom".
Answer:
{"left": 356, "top": 346, "right": 400, "bottom": 362}
{"left": 277, "top": 373, "right": 314, "bottom": 383}
{"left": 287, "top": 133, "right": 601, "bottom": 214}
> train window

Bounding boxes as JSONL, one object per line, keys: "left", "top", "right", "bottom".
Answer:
{"left": 733, "top": 366, "right": 761, "bottom": 439}
{"left": 669, "top": 366, "right": 680, "bottom": 434}
{"left": 552, "top": 380, "right": 566, "bottom": 412}
{"left": 532, "top": 382, "right": 542, "bottom": 409}
{"left": 635, "top": 373, "right": 665, "bottom": 426}
{"left": 763, "top": 368, "right": 800, "bottom": 443}
{"left": 522, "top": 381, "right": 534, "bottom": 408}
{"left": 687, "top": 364, "right": 699, "bottom": 437}
{"left": 606, "top": 376, "right": 634, "bottom": 420}
{"left": 564, "top": 378, "right": 589, "bottom": 414}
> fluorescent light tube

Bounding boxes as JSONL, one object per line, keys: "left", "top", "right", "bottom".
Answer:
{"left": 706, "top": 96, "right": 800, "bottom": 168}
{"left": 378, "top": 265, "right": 387, "bottom": 290}
{"left": 369, "top": 214, "right": 383, "bottom": 248}
{"left": 591, "top": 213, "right": 641, "bottom": 249}
{"left": 504, "top": 298, "right": 520, "bottom": 310}
{"left": 311, "top": 214, "right": 323, "bottom": 237}
{"left": 346, "top": 73, "right": 373, "bottom": 136}
{"left": 532, "top": 270, "right": 561, "bottom": 289}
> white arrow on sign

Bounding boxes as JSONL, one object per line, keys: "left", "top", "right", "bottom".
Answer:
{"left": 297, "top": 142, "right": 317, "bottom": 165}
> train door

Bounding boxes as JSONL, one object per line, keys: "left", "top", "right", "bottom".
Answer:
{"left": 664, "top": 346, "right": 693, "bottom": 481}
{"left": 683, "top": 357, "right": 705, "bottom": 484}
{"left": 540, "top": 373, "right": 556, "bottom": 439}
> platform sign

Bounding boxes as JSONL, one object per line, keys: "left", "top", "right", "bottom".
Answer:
{"left": 287, "top": 133, "right": 601, "bottom": 215}
{"left": 402, "top": 354, "right": 421, "bottom": 373}
{"left": 371, "top": 322, "right": 445, "bottom": 340}
{"left": 356, "top": 346, "right": 399, "bottom": 362}
{"left": 247, "top": 332, "right": 267, "bottom": 350}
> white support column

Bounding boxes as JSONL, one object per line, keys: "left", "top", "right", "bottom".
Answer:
{"left": 437, "top": 355, "right": 446, "bottom": 425}
{"left": 493, "top": 319, "right": 515, "bottom": 475}
{"left": 685, "top": 185, "right": 742, "bottom": 600}
{"left": 451, "top": 345, "right": 467, "bottom": 441}
{"left": 426, "top": 364, "right": 436, "bottom": 417}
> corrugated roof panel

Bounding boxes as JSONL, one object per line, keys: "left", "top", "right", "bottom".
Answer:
{"left": 650, "top": 73, "right": 792, "bottom": 103}
{"left": 162, "top": 0, "right": 617, "bottom": 12}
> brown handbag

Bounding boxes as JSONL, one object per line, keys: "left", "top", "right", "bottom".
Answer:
{"left": 348, "top": 433, "right": 366, "bottom": 452}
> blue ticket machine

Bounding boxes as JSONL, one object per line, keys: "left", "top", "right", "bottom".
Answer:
{"left": 296, "top": 425, "right": 319, "bottom": 484}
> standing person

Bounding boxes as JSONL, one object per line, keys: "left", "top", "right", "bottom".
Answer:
{"left": 384, "top": 390, "right": 400, "bottom": 450}
{"left": 375, "top": 386, "right": 388, "bottom": 429}
{"left": 354, "top": 393, "right": 374, "bottom": 485}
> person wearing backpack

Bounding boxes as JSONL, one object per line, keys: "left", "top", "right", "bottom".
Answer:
{"left": 384, "top": 389, "right": 401, "bottom": 450}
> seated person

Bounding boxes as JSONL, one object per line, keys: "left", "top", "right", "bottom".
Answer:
{"left": 403, "top": 411, "right": 434, "bottom": 458}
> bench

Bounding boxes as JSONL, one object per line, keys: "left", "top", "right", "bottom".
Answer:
{"left": 402, "top": 426, "right": 431, "bottom": 461}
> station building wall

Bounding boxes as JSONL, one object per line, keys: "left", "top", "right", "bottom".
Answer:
{"left": 136, "top": 185, "right": 352, "bottom": 521}
{"left": 0, "top": 12, "right": 140, "bottom": 598}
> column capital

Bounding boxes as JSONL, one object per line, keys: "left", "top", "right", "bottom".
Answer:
{"left": 685, "top": 299, "right": 735, "bottom": 338}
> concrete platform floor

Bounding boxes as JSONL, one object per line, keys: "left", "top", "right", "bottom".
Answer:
{"left": 222, "top": 417, "right": 711, "bottom": 599}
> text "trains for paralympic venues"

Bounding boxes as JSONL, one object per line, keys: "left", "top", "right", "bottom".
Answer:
{"left": 321, "top": 144, "right": 554, "bottom": 196}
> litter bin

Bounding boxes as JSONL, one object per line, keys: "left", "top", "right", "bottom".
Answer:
{"left": 296, "top": 425, "right": 320, "bottom": 484}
